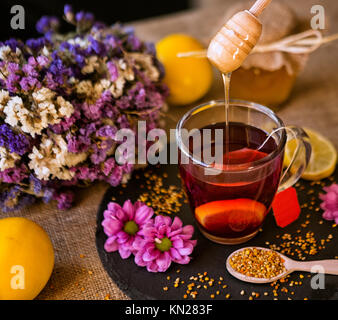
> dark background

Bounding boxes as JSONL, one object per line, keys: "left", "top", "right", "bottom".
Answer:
{"left": 0, "top": 0, "right": 191, "bottom": 40}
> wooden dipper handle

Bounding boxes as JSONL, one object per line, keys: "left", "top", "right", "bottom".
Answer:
{"left": 207, "top": 0, "right": 273, "bottom": 73}
{"left": 249, "top": 0, "right": 272, "bottom": 17}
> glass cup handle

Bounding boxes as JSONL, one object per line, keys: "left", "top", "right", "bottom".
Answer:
{"left": 278, "top": 126, "right": 312, "bottom": 192}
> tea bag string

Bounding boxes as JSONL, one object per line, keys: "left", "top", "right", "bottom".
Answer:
{"left": 256, "top": 126, "right": 296, "bottom": 151}
{"left": 177, "top": 30, "right": 338, "bottom": 58}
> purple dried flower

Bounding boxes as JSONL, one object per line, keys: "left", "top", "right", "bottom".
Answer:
{"left": 320, "top": 184, "right": 338, "bottom": 224}
{"left": 0, "top": 124, "right": 31, "bottom": 155}
{"left": 26, "top": 37, "right": 47, "bottom": 52}
{"left": 0, "top": 39, "right": 24, "bottom": 51}
{"left": 134, "top": 215, "right": 196, "bottom": 272}
{"left": 20, "top": 76, "right": 41, "bottom": 91}
{"left": 0, "top": 164, "right": 28, "bottom": 184}
{"left": 67, "top": 134, "right": 91, "bottom": 153}
{"left": 64, "top": 4, "right": 74, "bottom": 22}
{"left": 102, "top": 200, "right": 154, "bottom": 259}
{"left": 75, "top": 11, "right": 94, "bottom": 33}
{"left": 53, "top": 190, "right": 74, "bottom": 210}
{"left": 71, "top": 166, "right": 100, "bottom": 182}
{"left": 107, "top": 61, "right": 118, "bottom": 81}
{"left": 104, "top": 165, "right": 124, "bottom": 186}
{"left": 127, "top": 34, "right": 142, "bottom": 51}
{"left": 36, "top": 55, "right": 50, "bottom": 67}
{"left": 96, "top": 125, "right": 117, "bottom": 138}
{"left": 87, "top": 36, "right": 106, "bottom": 56}
{"left": 36, "top": 16, "right": 60, "bottom": 34}
{"left": 0, "top": 185, "right": 35, "bottom": 212}
{"left": 29, "top": 174, "right": 54, "bottom": 203}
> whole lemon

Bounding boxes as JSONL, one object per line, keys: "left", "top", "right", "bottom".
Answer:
{"left": 156, "top": 33, "right": 213, "bottom": 106}
{"left": 0, "top": 217, "right": 54, "bottom": 300}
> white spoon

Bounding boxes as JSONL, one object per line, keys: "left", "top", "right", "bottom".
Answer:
{"left": 226, "top": 246, "right": 338, "bottom": 284}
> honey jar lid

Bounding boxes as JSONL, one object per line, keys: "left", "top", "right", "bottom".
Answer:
{"left": 224, "top": 1, "right": 297, "bottom": 44}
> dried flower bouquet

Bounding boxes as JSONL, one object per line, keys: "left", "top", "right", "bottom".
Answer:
{"left": 0, "top": 5, "right": 168, "bottom": 211}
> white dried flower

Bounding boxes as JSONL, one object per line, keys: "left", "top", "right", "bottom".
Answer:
{"left": 67, "top": 37, "right": 88, "bottom": 48}
{"left": 129, "top": 53, "right": 160, "bottom": 82}
{"left": 82, "top": 56, "right": 100, "bottom": 74}
{"left": 76, "top": 79, "right": 109, "bottom": 103}
{"left": 3, "top": 89, "right": 74, "bottom": 137}
{"left": 56, "top": 96, "right": 74, "bottom": 118}
{"left": 42, "top": 46, "right": 50, "bottom": 56}
{"left": 0, "top": 46, "right": 11, "bottom": 60}
{"left": 0, "top": 45, "right": 21, "bottom": 63}
{"left": 28, "top": 133, "right": 87, "bottom": 180}
{"left": 0, "top": 89, "right": 10, "bottom": 112}
{"left": 107, "top": 58, "right": 138, "bottom": 98}
{"left": 99, "top": 79, "right": 111, "bottom": 90}
{"left": 118, "top": 58, "right": 134, "bottom": 81}
{"left": 76, "top": 80, "right": 94, "bottom": 97}
{"left": 0, "top": 147, "right": 20, "bottom": 171}
{"left": 109, "top": 76, "right": 125, "bottom": 98}
{"left": 3, "top": 96, "right": 24, "bottom": 127}
{"left": 32, "top": 87, "right": 56, "bottom": 102}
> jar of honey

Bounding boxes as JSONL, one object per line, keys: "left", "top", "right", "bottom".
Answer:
{"left": 223, "top": 1, "right": 309, "bottom": 108}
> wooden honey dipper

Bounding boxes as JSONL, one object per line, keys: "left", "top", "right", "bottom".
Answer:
{"left": 207, "top": 0, "right": 272, "bottom": 73}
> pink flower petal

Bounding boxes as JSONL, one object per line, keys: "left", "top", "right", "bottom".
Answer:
{"left": 182, "top": 225, "right": 194, "bottom": 236}
{"left": 178, "top": 243, "right": 194, "bottom": 256}
{"left": 132, "top": 235, "right": 146, "bottom": 250}
{"left": 176, "top": 255, "right": 190, "bottom": 265}
{"left": 171, "top": 216, "right": 183, "bottom": 230}
{"left": 102, "top": 219, "right": 122, "bottom": 236}
{"left": 133, "top": 201, "right": 143, "bottom": 211}
{"left": 119, "top": 246, "right": 132, "bottom": 259}
{"left": 190, "top": 239, "right": 197, "bottom": 247}
{"left": 143, "top": 226, "right": 156, "bottom": 238}
{"left": 135, "top": 205, "right": 154, "bottom": 224}
{"left": 169, "top": 247, "right": 182, "bottom": 260}
{"left": 147, "top": 261, "right": 159, "bottom": 273}
{"left": 116, "top": 231, "right": 130, "bottom": 244}
{"left": 107, "top": 202, "right": 122, "bottom": 213}
{"left": 168, "top": 228, "right": 183, "bottom": 238}
{"left": 104, "top": 236, "right": 118, "bottom": 252}
{"left": 172, "top": 238, "right": 184, "bottom": 248}
{"left": 158, "top": 224, "right": 169, "bottom": 236}
{"left": 156, "top": 252, "right": 171, "bottom": 272}
{"left": 154, "top": 215, "right": 171, "bottom": 227}
{"left": 135, "top": 251, "right": 147, "bottom": 267}
{"left": 123, "top": 199, "right": 135, "bottom": 220}
{"left": 143, "top": 247, "right": 159, "bottom": 262}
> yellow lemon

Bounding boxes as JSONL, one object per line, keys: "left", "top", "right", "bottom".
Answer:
{"left": 0, "top": 217, "right": 54, "bottom": 300}
{"left": 284, "top": 128, "right": 337, "bottom": 180}
{"left": 156, "top": 33, "right": 213, "bottom": 106}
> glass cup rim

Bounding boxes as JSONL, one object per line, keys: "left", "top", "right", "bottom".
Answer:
{"left": 176, "top": 99, "right": 287, "bottom": 171}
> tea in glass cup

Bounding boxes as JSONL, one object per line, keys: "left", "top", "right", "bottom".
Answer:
{"left": 176, "top": 100, "right": 311, "bottom": 244}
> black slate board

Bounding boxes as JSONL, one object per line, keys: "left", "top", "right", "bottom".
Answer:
{"left": 96, "top": 164, "right": 338, "bottom": 300}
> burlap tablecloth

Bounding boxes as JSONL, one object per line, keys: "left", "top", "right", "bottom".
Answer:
{"left": 3, "top": 0, "right": 338, "bottom": 299}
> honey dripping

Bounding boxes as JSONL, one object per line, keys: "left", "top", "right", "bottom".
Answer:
{"left": 222, "top": 72, "right": 231, "bottom": 161}
{"left": 207, "top": 0, "right": 272, "bottom": 162}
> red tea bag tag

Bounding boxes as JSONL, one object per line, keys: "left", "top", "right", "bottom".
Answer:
{"left": 272, "top": 187, "right": 301, "bottom": 228}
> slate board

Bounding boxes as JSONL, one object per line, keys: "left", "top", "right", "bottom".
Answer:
{"left": 96, "top": 164, "right": 338, "bottom": 300}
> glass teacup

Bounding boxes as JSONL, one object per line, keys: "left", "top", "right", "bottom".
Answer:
{"left": 176, "top": 100, "right": 311, "bottom": 245}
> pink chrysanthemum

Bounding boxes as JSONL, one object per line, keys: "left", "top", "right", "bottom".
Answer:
{"left": 320, "top": 184, "right": 338, "bottom": 224}
{"left": 102, "top": 200, "right": 154, "bottom": 259}
{"left": 134, "top": 215, "right": 197, "bottom": 273}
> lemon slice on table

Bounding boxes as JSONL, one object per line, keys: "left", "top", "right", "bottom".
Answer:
{"left": 284, "top": 128, "right": 337, "bottom": 180}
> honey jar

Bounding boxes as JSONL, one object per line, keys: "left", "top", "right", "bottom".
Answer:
{"left": 223, "top": 1, "right": 309, "bottom": 108}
